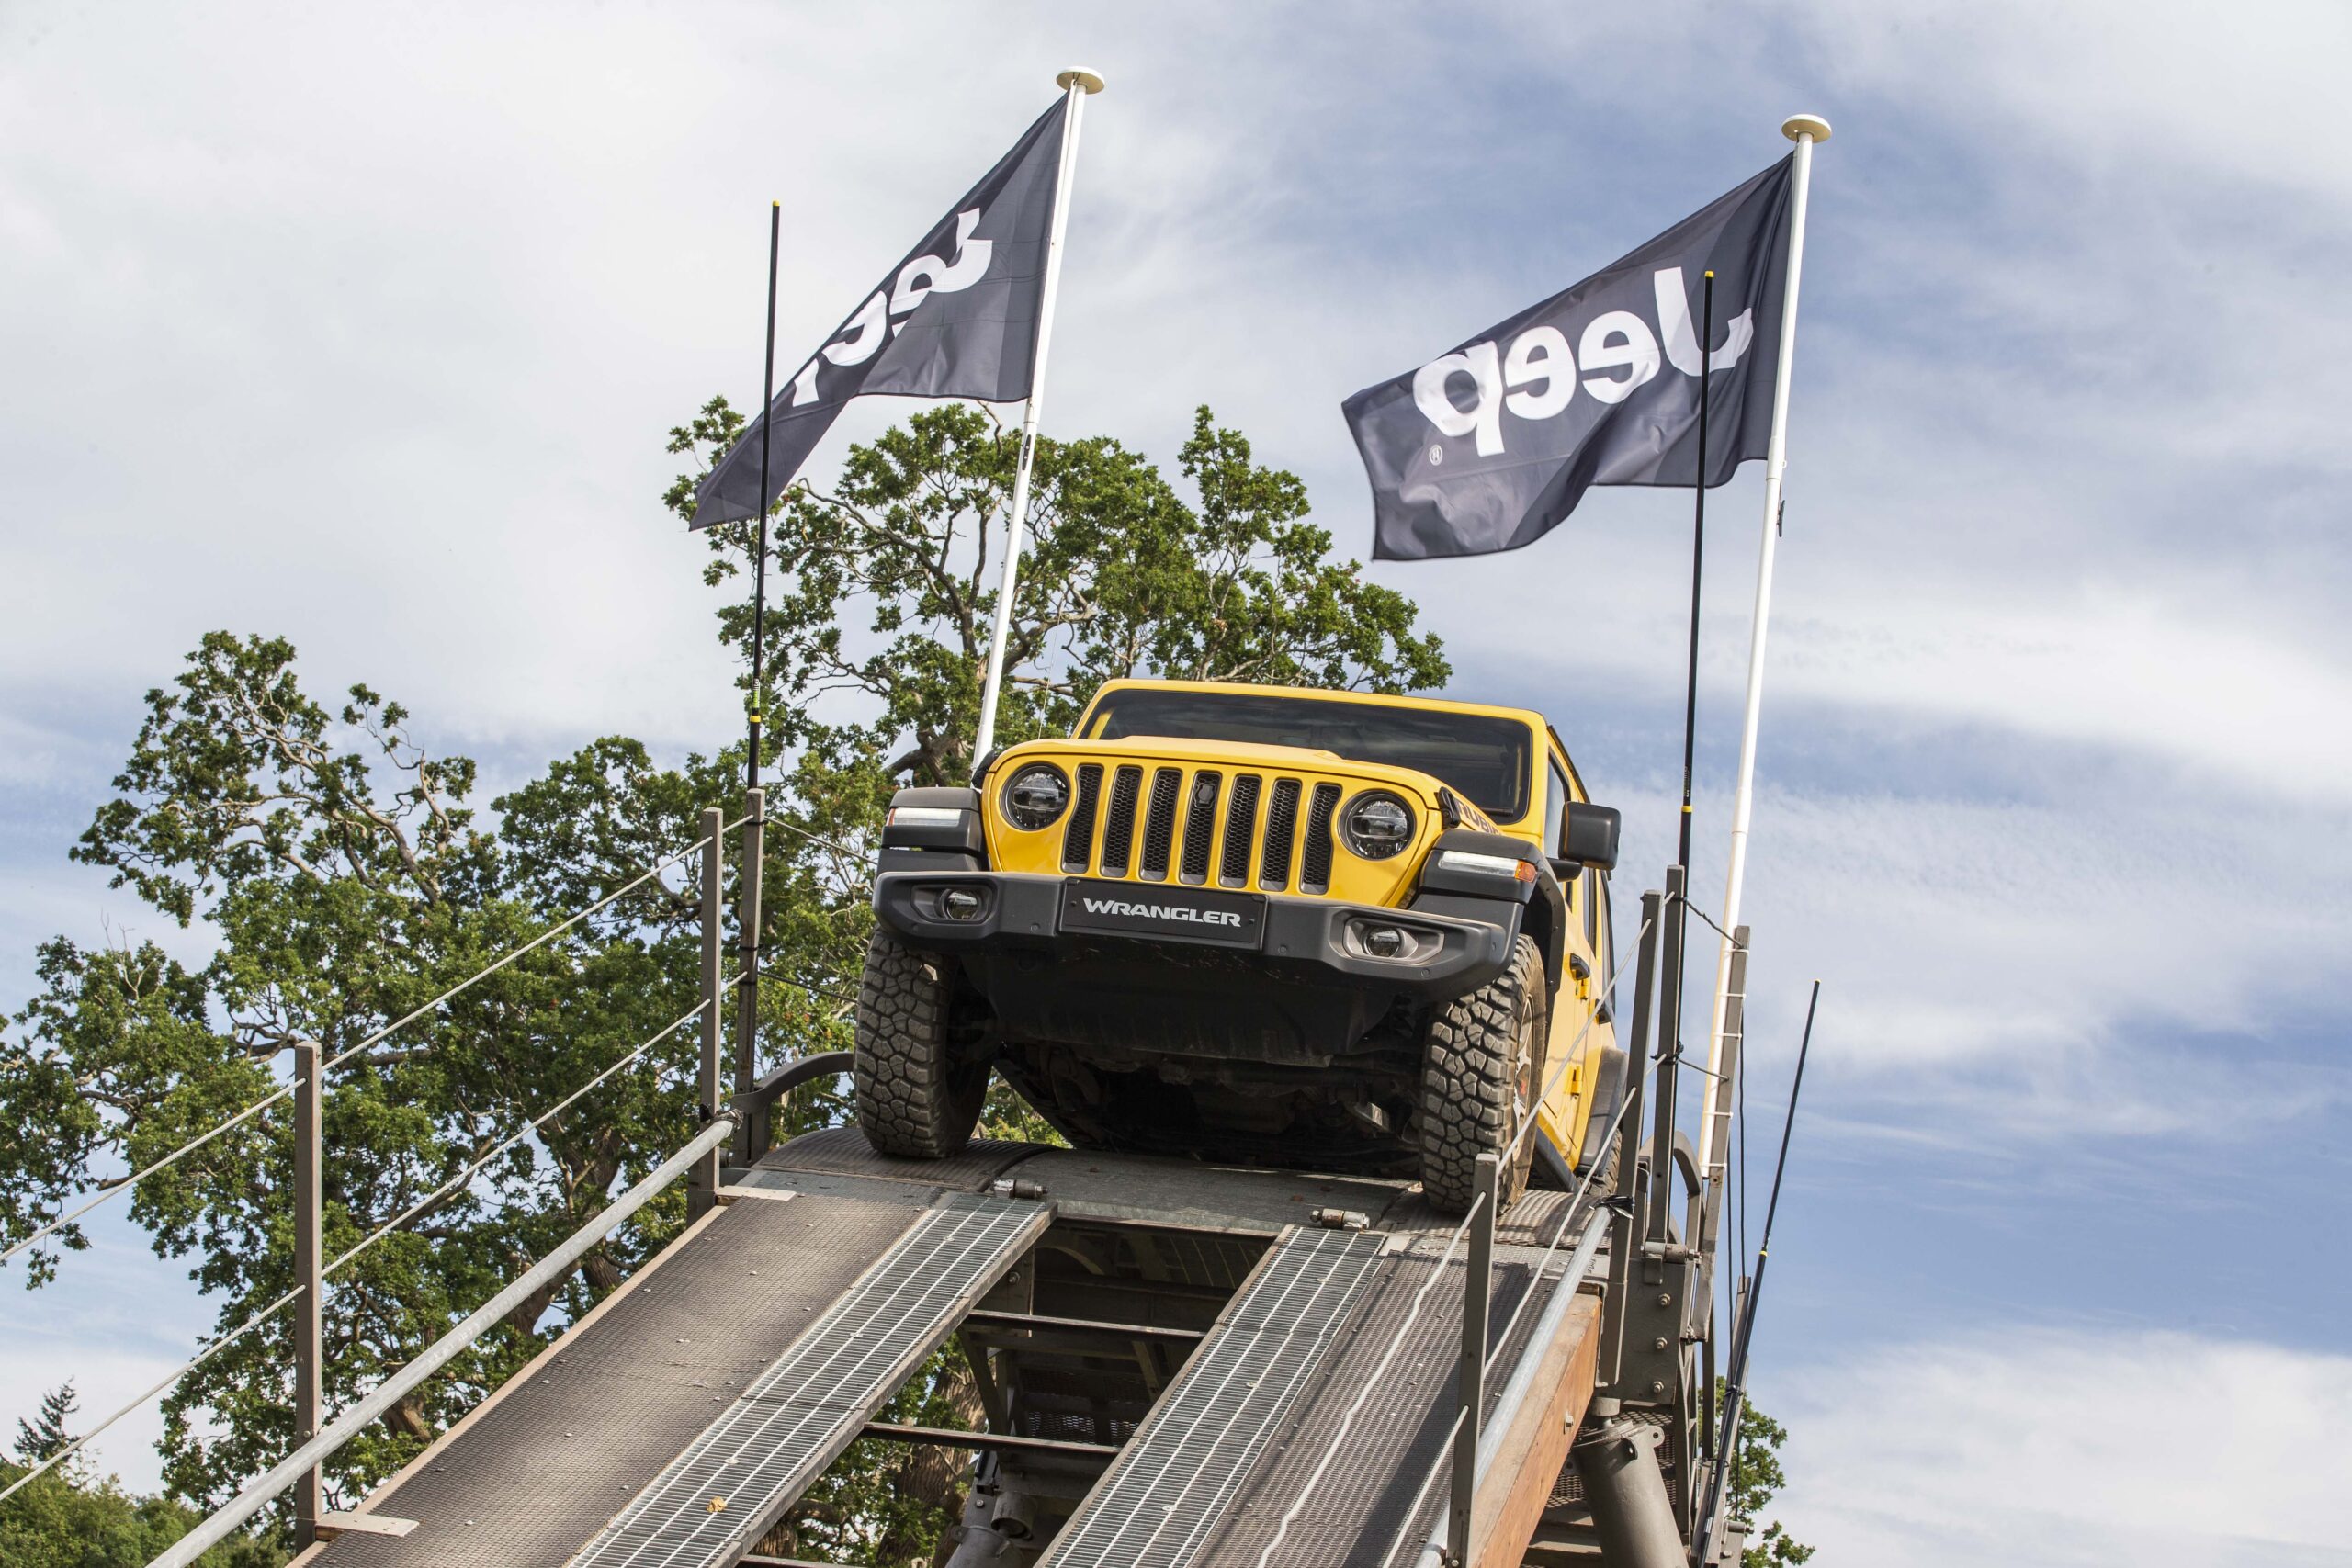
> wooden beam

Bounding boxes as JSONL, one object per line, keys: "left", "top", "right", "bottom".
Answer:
{"left": 1473, "top": 1294, "right": 1603, "bottom": 1568}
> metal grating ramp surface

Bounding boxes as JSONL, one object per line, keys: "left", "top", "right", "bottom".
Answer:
{"left": 300, "top": 1194, "right": 919, "bottom": 1568}
{"left": 569, "top": 1191, "right": 1048, "bottom": 1568}
{"left": 1042, "top": 1224, "right": 1386, "bottom": 1568}
{"left": 1201, "top": 1251, "right": 1551, "bottom": 1567}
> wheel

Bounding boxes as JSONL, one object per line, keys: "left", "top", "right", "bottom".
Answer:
{"left": 1417, "top": 934, "right": 1548, "bottom": 1214}
{"left": 854, "top": 928, "right": 989, "bottom": 1158}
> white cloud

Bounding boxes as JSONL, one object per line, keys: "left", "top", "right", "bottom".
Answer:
{"left": 1771, "top": 1327, "right": 2352, "bottom": 1567}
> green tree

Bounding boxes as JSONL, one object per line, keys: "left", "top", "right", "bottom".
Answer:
{"left": 0, "top": 1459, "right": 282, "bottom": 1568}
{"left": 664, "top": 399, "right": 1447, "bottom": 800}
{"left": 0, "top": 636, "right": 849, "bottom": 1511}
{"left": 1721, "top": 1385, "right": 1815, "bottom": 1567}
{"left": 13, "top": 1383, "right": 81, "bottom": 1475}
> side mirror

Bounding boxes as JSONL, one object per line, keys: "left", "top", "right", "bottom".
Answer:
{"left": 1557, "top": 801, "right": 1622, "bottom": 872}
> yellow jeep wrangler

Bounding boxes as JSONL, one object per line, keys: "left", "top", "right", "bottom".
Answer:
{"left": 854, "top": 679, "right": 1623, "bottom": 1213}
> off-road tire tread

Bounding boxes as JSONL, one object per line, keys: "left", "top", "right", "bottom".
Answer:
{"left": 854, "top": 929, "right": 986, "bottom": 1159}
{"left": 1419, "top": 935, "right": 1547, "bottom": 1214}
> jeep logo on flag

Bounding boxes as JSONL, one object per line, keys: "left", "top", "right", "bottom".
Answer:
{"left": 692, "top": 99, "right": 1071, "bottom": 530}
{"left": 1343, "top": 155, "right": 1796, "bottom": 560}
{"left": 1058, "top": 880, "right": 1264, "bottom": 949}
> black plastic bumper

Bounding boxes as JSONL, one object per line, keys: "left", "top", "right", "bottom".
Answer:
{"left": 874, "top": 869, "right": 1516, "bottom": 1001}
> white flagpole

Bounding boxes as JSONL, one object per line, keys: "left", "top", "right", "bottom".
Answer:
{"left": 1697, "top": 113, "right": 1830, "bottom": 1184}
{"left": 972, "top": 67, "right": 1102, "bottom": 768}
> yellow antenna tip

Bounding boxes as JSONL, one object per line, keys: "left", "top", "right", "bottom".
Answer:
{"left": 1704, "top": 269, "right": 1715, "bottom": 278}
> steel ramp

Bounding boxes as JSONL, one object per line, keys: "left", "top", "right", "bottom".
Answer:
{"left": 297, "top": 1191, "right": 924, "bottom": 1568}
{"left": 569, "top": 1190, "right": 1050, "bottom": 1568}
{"left": 1040, "top": 1224, "right": 1387, "bottom": 1568}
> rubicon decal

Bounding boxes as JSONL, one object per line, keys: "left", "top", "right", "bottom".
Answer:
{"left": 1079, "top": 897, "right": 1245, "bottom": 928}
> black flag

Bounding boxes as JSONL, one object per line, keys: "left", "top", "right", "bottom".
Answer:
{"left": 1343, "top": 158, "right": 1795, "bottom": 560}
{"left": 692, "top": 101, "right": 1068, "bottom": 528}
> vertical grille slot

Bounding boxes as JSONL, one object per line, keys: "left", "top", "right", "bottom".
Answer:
{"left": 1299, "top": 782, "right": 1343, "bottom": 894}
{"left": 1061, "top": 763, "right": 1102, "bottom": 874}
{"left": 1220, "top": 774, "right": 1262, "bottom": 888}
{"left": 1101, "top": 765, "right": 1144, "bottom": 877}
{"left": 1138, "top": 768, "right": 1182, "bottom": 881}
{"left": 1179, "top": 772, "right": 1221, "bottom": 885}
{"left": 1261, "top": 779, "right": 1302, "bottom": 891}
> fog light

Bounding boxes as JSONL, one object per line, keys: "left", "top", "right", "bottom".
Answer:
{"left": 940, "top": 887, "right": 984, "bottom": 921}
{"left": 1362, "top": 924, "right": 1409, "bottom": 959}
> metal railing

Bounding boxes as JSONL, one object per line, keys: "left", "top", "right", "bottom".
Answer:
{"left": 1, "top": 816, "right": 747, "bottom": 1272}
{"left": 1254, "top": 906, "right": 1657, "bottom": 1568}
{"left": 1323, "top": 863, "right": 1759, "bottom": 1568}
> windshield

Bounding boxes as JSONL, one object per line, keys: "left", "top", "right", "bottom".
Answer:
{"left": 1087, "top": 689, "right": 1533, "bottom": 822}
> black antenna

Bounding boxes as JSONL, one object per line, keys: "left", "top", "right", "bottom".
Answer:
{"left": 747, "top": 201, "right": 780, "bottom": 796}
{"left": 1696, "top": 976, "right": 1819, "bottom": 1562}
{"left": 1675, "top": 269, "right": 1715, "bottom": 873}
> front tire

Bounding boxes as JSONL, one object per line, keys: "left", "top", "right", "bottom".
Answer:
{"left": 854, "top": 929, "right": 989, "bottom": 1158}
{"left": 1418, "top": 934, "right": 1548, "bottom": 1214}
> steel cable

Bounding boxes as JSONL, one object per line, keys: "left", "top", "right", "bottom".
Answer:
{"left": 2, "top": 819, "right": 739, "bottom": 1269}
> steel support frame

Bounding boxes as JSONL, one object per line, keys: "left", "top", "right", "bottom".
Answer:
{"left": 1598, "top": 867, "right": 1702, "bottom": 1538}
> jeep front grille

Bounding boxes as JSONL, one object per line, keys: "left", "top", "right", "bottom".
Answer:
{"left": 1219, "top": 774, "right": 1261, "bottom": 888}
{"left": 1139, "top": 768, "right": 1182, "bottom": 881}
{"left": 1101, "top": 765, "right": 1144, "bottom": 877}
{"left": 1049, "top": 762, "right": 1397, "bottom": 898}
{"left": 1261, "top": 779, "right": 1301, "bottom": 891}
{"left": 1062, "top": 763, "right": 1103, "bottom": 874}
{"left": 1300, "top": 782, "right": 1343, "bottom": 895}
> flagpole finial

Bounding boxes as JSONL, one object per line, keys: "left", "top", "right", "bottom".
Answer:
{"left": 1781, "top": 113, "right": 1832, "bottom": 144}
{"left": 1057, "top": 67, "right": 1106, "bottom": 94}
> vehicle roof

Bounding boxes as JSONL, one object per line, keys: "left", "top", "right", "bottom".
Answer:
{"left": 1083, "top": 678, "right": 1550, "bottom": 731}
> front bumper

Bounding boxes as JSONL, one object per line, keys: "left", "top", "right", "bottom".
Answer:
{"left": 874, "top": 869, "right": 1514, "bottom": 1001}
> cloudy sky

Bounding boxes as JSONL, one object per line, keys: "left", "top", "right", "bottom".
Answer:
{"left": 4, "top": 4, "right": 2347, "bottom": 1562}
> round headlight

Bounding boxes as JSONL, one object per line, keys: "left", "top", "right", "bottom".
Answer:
{"left": 1341, "top": 791, "right": 1415, "bottom": 860}
{"left": 1002, "top": 763, "right": 1070, "bottom": 831}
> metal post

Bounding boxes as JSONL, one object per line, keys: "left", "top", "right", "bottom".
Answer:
{"left": 733, "top": 787, "right": 767, "bottom": 1157}
{"left": 692, "top": 806, "right": 724, "bottom": 1216}
{"left": 972, "top": 67, "right": 1102, "bottom": 765}
{"left": 1599, "top": 890, "right": 1662, "bottom": 1392}
{"left": 1449, "top": 1152, "right": 1499, "bottom": 1566}
{"left": 1693, "top": 927, "right": 1748, "bottom": 1472}
{"left": 289, "top": 1040, "right": 322, "bottom": 1545}
{"left": 1646, "top": 867, "right": 1687, "bottom": 1252}
{"left": 1698, "top": 114, "right": 1832, "bottom": 1182}
{"left": 1698, "top": 928, "right": 1751, "bottom": 1250}
{"left": 1573, "top": 1411, "right": 1686, "bottom": 1568}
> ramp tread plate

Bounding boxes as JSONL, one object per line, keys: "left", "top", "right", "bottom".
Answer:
{"left": 303, "top": 1195, "right": 917, "bottom": 1568}
{"left": 752, "top": 1123, "right": 1043, "bottom": 1188}
{"left": 569, "top": 1192, "right": 1048, "bottom": 1568}
{"left": 1204, "top": 1253, "right": 1555, "bottom": 1567}
{"left": 1043, "top": 1225, "right": 1386, "bottom": 1568}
